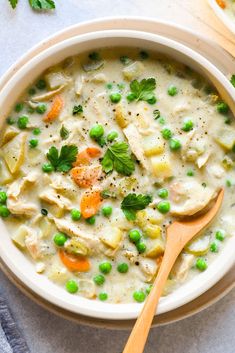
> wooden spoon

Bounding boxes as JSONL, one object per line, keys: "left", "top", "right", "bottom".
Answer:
{"left": 123, "top": 188, "right": 224, "bottom": 353}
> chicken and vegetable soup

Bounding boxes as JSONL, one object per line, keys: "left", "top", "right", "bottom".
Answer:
{"left": 1, "top": 48, "right": 234, "bottom": 303}
{"left": 216, "top": 0, "right": 235, "bottom": 19}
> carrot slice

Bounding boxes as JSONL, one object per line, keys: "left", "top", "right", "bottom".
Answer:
{"left": 216, "top": 0, "right": 226, "bottom": 8}
{"left": 43, "top": 95, "right": 64, "bottom": 122}
{"left": 71, "top": 166, "right": 102, "bottom": 188}
{"left": 73, "top": 147, "right": 101, "bottom": 167}
{"left": 59, "top": 250, "right": 90, "bottom": 272}
{"left": 80, "top": 190, "right": 102, "bottom": 218}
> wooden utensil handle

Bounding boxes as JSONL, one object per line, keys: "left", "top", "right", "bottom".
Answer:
{"left": 123, "top": 252, "right": 177, "bottom": 353}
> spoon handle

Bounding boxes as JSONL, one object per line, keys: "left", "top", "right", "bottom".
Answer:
{"left": 123, "top": 245, "right": 179, "bottom": 353}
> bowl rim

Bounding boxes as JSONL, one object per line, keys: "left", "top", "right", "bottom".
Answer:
{"left": 208, "top": 0, "right": 235, "bottom": 35}
{"left": 0, "top": 29, "right": 235, "bottom": 320}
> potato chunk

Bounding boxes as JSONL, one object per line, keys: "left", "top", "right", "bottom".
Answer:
{"left": 2, "top": 133, "right": 26, "bottom": 174}
{"left": 150, "top": 154, "right": 172, "bottom": 179}
{"left": 100, "top": 227, "right": 122, "bottom": 249}
{"left": 146, "top": 239, "right": 165, "bottom": 258}
{"left": 123, "top": 61, "right": 145, "bottom": 81}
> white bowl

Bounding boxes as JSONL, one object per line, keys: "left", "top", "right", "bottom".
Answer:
{"left": 208, "top": 0, "right": 235, "bottom": 36}
{"left": 0, "top": 30, "right": 235, "bottom": 320}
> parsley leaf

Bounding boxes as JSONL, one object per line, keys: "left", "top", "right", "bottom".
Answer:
{"left": 121, "top": 193, "right": 152, "bottom": 221}
{"left": 230, "top": 75, "right": 235, "bottom": 88}
{"left": 46, "top": 145, "right": 78, "bottom": 173}
{"left": 8, "top": 0, "right": 18, "bottom": 8}
{"left": 127, "top": 78, "right": 156, "bottom": 103}
{"left": 60, "top": 125, "right": 69, "bottom": 140}
{"left": 101, "top": 142, "right": 135, "bottom": 176}
{"left": 72, "top": 105, "right": 83, "bottom": 115}
{"left": 29, "top": 0, "right": 55, "bottom": 10}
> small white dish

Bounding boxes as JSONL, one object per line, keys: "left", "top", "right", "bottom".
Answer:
{"left": 208, "top": 0, "right": 235, "bottom": 36}
{"left": 0, "top": 29, "right": 235, "bottom": 320}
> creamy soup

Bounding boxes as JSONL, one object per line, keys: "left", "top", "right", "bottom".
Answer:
{"left": 216, "top": 0, "right": 235, "bottom": 19}
{"left": 1, "top": 48, "right": 234, "bottom": 303}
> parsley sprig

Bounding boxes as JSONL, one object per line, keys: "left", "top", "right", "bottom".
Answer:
{"left": 127, "top": 78, "right": 157, "bottom": 104}
{"left": 121, "top": 193, "right": 152, "bottom": 221}
{"left": 8, "top": 0, "right": 55, "bottom": 10}
{"left": 46, "top": 145, "right": 78, "bottom": 173}
{"left": 230, "top": 74, "right": 235, "bottom": 88}
{"left": 101, "top": 142, "right": 135, "bottom": 176}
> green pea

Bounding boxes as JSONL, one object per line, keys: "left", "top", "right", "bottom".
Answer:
{"left": 182, "top": 119, "right": 194, "bottom": 132}
{"left": 217, "top": 101, "right": 229, "bottom": 114}
{"left": 226, "top": 180, "right": 232, "bottom": 187}
{"left": 71, "top": 209, "right": 81, "bottom": 221}
{"left": 133, "top": 291, "right": 146, "bottom": 303}
{"left": 129, "top": 229, "right": 141, "bottom": 243}
{"left": 42, "top": 163, "right": 54, "bottom": 173}
{"left": 17, "top": 115, "right": 29, "bottom": 129}
{"left": 158, "top": 117, "right": 166, "bottom": 125}
{"left": 66, "top": 279, "right": 78, "bottom": 294}
{"left": 98, "top": 292, "right": 108, "bottom": 301}
{"left": 136, "top": 242, "right": 146, "bottom": 254}
{"left": 210, "top": 241, "right": 219, "bottom": 253}
{"left": 187, "top": 169, "right": 194, "bottom": 177}
{"left": 167, "top": 85, "right": 178, "bottom": 96}
{"left": 36, "top": 104, "right": 47, "bottom": 115}
{"left": 157, "top": 201, "right": 170, "bottom": 214}
{"left": 36, "top": 79, "right": 46, "bottom": 90}
{"left": 93, "top": 274, "right": 105, "bottom": 286}
{"left": 6, "top": 117, "right": 15, "bottom": 125}
{"left": 107, "top": 131, "right": 118, "bottom": 142}
{"left": 106, "top": 83, "right": 113, "bottom": 89}
{"left": 99, "top": 262, "right": 112, "bottom": 274}
{"left": 0, "top": 191, "right": 7, "bottom": 204}
{"left": 0, "top": 205, "right": 10, "bottom": 218}
{"left": 117, "top": 263, "right": 129, "bottom": 274}
{"left": 15, "top": 102, "right": 24, "bottom": 113}
{"left": 102, "top": 205, "right": 112, "bottom": 217}
{"left": 53, "top": 232, "right": 67, "bottom": 247}
{"left": 196, "top": 258, "right": 208, "bottom": 271}
{"left": 29, "top": 139, "right": 38, "bottom": 148}
{"left": 169, "top": 138, "right": 181, "bottom": 151}
{"left": 110, "top": 93, "right": 122, "bottom": 103}
{"left": 120, "top": 56, "right": 131, "bottom": 65}
{"left": 33, "top": 128, "right": 41, "bottom": 135}
{"left": 86, "top": 215, "right": 96, "bottom": 225}
{"left": 215, "top": 230, "right": 226, "bottom": 241}
{"left": 157, "top": 188, "right": 168, "bottom": 199}
{"left": 89, "top": 124, "right": 104, "bottom": 140}
{"left": 161, "top": 128, "right": 172, "bottom": 140}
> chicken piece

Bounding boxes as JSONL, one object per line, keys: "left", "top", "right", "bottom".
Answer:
{"left": 25, "top": 230, "right": 42, "bottom": 260}
{"left": 170, "top": 179, "right": 218, "bottom": 216}
{"left": 7, "top": 171, "right": 39, "bottom": 198}
{"left": 139, "top": 258, "right": 158, "bottom": 282}
{"left": 32, "top": 85, "right": 65, "bottom": 102}
{"left": 45, "top": 71, "right": 72, "bottom": 90}
{"left": 90, "top": 73, "right": 107, "bottom": 83}
{"left": 122, "top": 61, "right": 145, "bottom": 80}
{"left": 74, "top": 75, "right": 84, "bottom": 95}
{"left": 0, "top": 126, "right": 19, "bottom": 147}
{"left": 39, "top": 188, "right": 71, "bottom": 210}
{"left": 123, "top": 124, "right": 149, "bottom": 170}
{"left": 197, "top": 150, "right": 211, "bottom": 168}
{"left": 8, "top": 200, "right": 38, "bottom": 217}
{"left": 171, "top": 253, "right": 195, "bottom": 281}
{"left": 53, "top": 218, "right": 103, "bottom": 255}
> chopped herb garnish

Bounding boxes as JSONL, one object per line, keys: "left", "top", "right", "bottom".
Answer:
{"left": 121, "top": 193, "right": 152, "bottom": 221}
{"left": 8, "top": 0, "right": 18, "bottom": 9}
{"left": 101, "top": 142, "right": 135, "bottom": 176}
{"left": 29, "top": 0, "right": 55, "bottom": 10}
{"left": 153, "top": 109, "right": 161, "bottom": 119}
{"left": 60, "top": 125, "right": 69, "bottom": 140}
{"left": 127, "top": 78, "right": 156, "bottom": 104}
{"left": 120, "top": 56, "right": 131, "bottom": 65}
{"left": 101, "top": 190, "right": 117, "bottom": 199}
{"left": 230, "top": 74, "right": 235, "bottom": 88}
{"left": 46, "top": 145, "right": 78, "bottom": 173}
{"left": 89, "top": 52, "right": 100, "bottom": 61}
{"left": 41, "top": 208, "right": 48, "bottom": 216}
{"left": 6, "top": 117, "right": 15, "bottom": 125}
{"left": 15, "top": 102, "right": 24, "bottom": 113}
{"left": 139, "top": 51, "right": 149, "bottom": 60}
{"left": 72, "top": 105, "right": 83, "bottom": 115}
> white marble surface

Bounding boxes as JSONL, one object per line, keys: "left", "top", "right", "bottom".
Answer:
{"left": 0, "top": 1, "right": 235, "bottom": 352}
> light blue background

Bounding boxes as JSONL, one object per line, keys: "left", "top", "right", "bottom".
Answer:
{"left": 0, "top": 1, "right": 235, "bottom": 352}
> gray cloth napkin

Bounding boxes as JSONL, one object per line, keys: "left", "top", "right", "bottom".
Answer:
{"left": 0, "top": 296, "right": 30, "bottom": 353}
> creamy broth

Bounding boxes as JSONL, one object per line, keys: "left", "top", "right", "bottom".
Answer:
{"left": 1, "top": 48, "right": 235, "bottom": 303}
